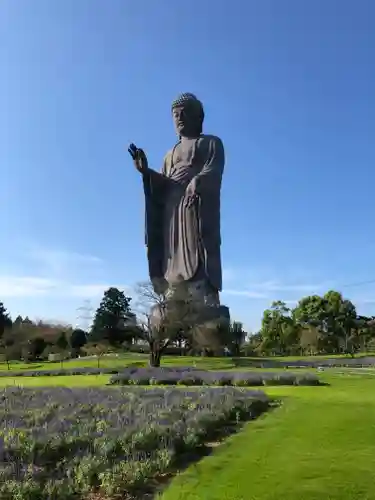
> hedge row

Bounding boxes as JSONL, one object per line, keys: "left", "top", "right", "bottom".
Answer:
{"left": 0, "top": 366, "right": 199, "bottom": 378}
{"left": 109, "top": 367, "right": 321, "bottom": 387}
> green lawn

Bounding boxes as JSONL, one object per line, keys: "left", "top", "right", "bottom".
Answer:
{"left": 0, "top": 354, "right": 236, "bottom": 372}
{"left": 2, "top": 351, "right": 372, "bottom": 374}
{"left": 1, "top": 356, "right": 375, "bottom": 499}
{"left": 0, "top": 374, "right": 111, "bottom": 386}
{"left": 162, "top": 372, "right": 375, "bottom": 500}
{"left": 0, "top": 355, "right": 320, "bottom": 386}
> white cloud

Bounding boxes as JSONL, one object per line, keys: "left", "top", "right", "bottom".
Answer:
{"left": 28, "top": 246, "right": 103, "bottom": 277}
{"left": 222, "top": 289, "right": 268, "bottom": 299}
{"left": 69, "top": 283, "right": 132, "bottom": 298}
{"left": 222, "top": 279, "right": 330, "bottom": 301}
{"left": 222, "top": 268, "right": 236, "bottom": 282}
{"left": 0, "top": 244, "right": 135, "bottom": 324}
{"left": 68, "top": 284, "right": 110, "bottom": 298}
{"left": 245, "top": 280, "right": 331, "bottom": 293}
{"left": 0, "top": 244, "right": 115, "bottom": 299}
{"left": 0, "top": 276, "right": 58, "bottom": 297}
{"left": 352, "top": 297, "right": 375, "bottom": 305}
{"left": 0, "top": 275, "right": 130, "bottom": 299}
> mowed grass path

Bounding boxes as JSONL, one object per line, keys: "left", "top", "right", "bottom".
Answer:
{"left": 162, "top": 373, "right": 375, "bottom": 500}
{"left": 2, "top": 351, "right": 375, "bottom": 373}
{"left": 0, "top": 374, "right": 111, "bottom": 386}
{"left": 0, "top": 355, "right": 236, "bottom": 373}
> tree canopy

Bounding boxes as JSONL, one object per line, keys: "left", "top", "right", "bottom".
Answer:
{"left": 0, "top": 302, "right": 12, "bottom": 339}
{"left": 90, "top": 287, "right": 135, "bottom": 345}
{"left": 251, "top": 290, "right": 374, "bottom": 356}
{"left": 1, "top": 283, "right": 375, "bottom": 364}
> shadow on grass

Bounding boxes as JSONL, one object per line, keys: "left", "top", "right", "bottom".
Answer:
{"left": 127, "top": 361, "right": 147, "bottom": 368}
{"left": 231, "top": 358, "right": 284, "bottom": 368}
{"left": 133, "top": 400, "right": 280, "bottom": 499}
{"left": 10, "top": 363, "right": 44, "bottom": 371}
{"left": 231, "top": 357, "right": 314, "bottom": 369}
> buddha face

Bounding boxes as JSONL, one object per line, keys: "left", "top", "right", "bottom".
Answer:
{"left": 172, "top": 102, "right": 202, "bottom": 138}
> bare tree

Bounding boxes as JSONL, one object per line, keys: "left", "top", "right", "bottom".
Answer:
{"left": 0, "top": 327, "right": 22, "bottom": 369}
{"left": 82, "top": 341, "right": 112, "bottom": 368}
{"left": 134, "top": 281, "right": 231, "bottom": 365}
{"left": 134, "top": 281, "right": 200, "bottom": 367}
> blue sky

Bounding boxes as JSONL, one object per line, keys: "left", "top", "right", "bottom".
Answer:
{"left": 1, "top": 0, "right": 375, "bottom": 331}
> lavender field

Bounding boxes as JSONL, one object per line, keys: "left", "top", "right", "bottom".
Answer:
{"left": 0, "top": 365, "right": 322, "bottom": 388}
{"left": 0, "top": 386, "right": 269, "bottom": 499}
{"left": 109, "top": 366, "right": 321, "bottom": 387}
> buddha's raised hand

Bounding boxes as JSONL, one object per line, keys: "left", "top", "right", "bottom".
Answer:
{"left": 128, "top": 143, "right": 148, "bottom": 174}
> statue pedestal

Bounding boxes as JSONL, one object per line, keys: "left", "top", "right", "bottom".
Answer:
{"left": 193, "top": 304, "right": 230, "bottom": 356}
{"left": 149, "top": 301, "right": 230, "bottom": 356}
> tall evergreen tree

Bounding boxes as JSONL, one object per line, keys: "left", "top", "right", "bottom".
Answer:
{"left": 229, "top": 321, "right": 246, "bottom": 356}
{"left": 70, "top": 328, "right": 87, "bottom": 350}
{"left": 56, "top": 331, "right": 69, "bottom": 351}
{"left": 90, "top": 287, "right": 134, "bottom": 345}
{"left": 0, "top": 302, "right": 12, "bottom": 339}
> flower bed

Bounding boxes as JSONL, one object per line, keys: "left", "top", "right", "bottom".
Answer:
{"left": 0, "top": 366, "right": 320, "bottom": 386}
{"left": 109, "top": 367, "right": 321, "bottom": 387}
{"left": 0, "top": 367, "right": 120, "bottom": 377}
{"left": 0, "top": 386, "right": 269, "bottom": 499}
{"left": 0, "top": 365, "right": 200, "bottom": 378}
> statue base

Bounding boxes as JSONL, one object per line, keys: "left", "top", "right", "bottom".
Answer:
{"left": 192, "top": 304, "right": 230, "bottom": 356}
{"left": 149, "top": 300, "right": 230, "bottom": 357}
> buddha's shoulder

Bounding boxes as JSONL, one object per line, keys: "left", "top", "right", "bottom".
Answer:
{"left": 163, "top": 148, "right": 174, "bottom": 164}
{"left": 163, "top": 135, "right": 223, "bottom": 161}
{"left": 199, "top": 134, "right": 223, "bottom": 146}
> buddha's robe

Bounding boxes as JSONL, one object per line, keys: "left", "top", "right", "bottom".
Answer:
{"left": 142, "top": 134, "right": 224, "bottom": 295}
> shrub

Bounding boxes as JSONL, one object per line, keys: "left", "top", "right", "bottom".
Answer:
{"left": 0, "top": 367, "right": 120, "bottom": 378}
{"left": 109, "top": 368, "right": 321, "bottom": 387}
{"left": 0, "top": 386, "right": 269, "bottom": 498}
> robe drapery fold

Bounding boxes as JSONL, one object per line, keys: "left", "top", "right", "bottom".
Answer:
{"left": 142, "top": 134, "right": 224, "bottom": 293}
{"left": 142, "top": 169, "right": 168, "bottom": 294}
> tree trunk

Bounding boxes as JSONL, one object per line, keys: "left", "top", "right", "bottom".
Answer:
{"left": 233, "top": 343, "right": 240, "bottom": 357}
{"left": 148, "top": 338, "right": 170, "bottom": 367}
{"left": 149, "top": 349, "right": 161, "bottom": 367}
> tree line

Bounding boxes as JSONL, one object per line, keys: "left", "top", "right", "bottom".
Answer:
{"left": 0, "top": 284, "right": 246, "bottom": 367}
{"left": 0, "top": 287, "right": 135, "bottom": 366}
{"left": 2, "top": 286, "right": 373, "bottom": 367}
{"left": 246, "top": 290, "right": 375, "bottom": 357}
